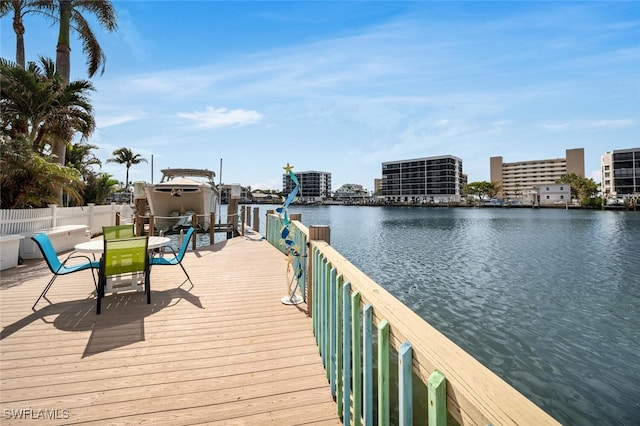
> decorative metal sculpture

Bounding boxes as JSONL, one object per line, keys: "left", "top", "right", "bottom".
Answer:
{"left": 277, "top": 163, "right": 304, "bottom": 304}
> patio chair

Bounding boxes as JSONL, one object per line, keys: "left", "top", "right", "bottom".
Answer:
{"left": 150, "top": 227, "right": 195, "bottom": 285}
{"left": 102, "top": 224, "right": 135, "bottom": 240}
{"left": 31, "top": 233, "right": 99, "bottom": 310}
{"left": 97, "top": 236, "right": 150, "bottom": 314}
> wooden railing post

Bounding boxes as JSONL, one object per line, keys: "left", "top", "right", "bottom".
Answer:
{"left": 192, "top": 214, "right": 198, "bottom": 249}
{"left": 115, "top": 212, "right": 121, "bottom": 226}
{"left": 135, "top": 214, "right": 144, "bottom": 236}
{"left": 149, "top": 215, "right": 155, "bottom": 236}
{"left": 241, "top": 206, "right": 246, "bottom": 236}
{"left": 253, "top": 207, "right": 260, "bottom": 232}
{"left": 290, "top": 213, "right": 302, "bottom": 222}
{"left": 308, "top": 225, "right": 331, "bottom": 318}
{"left": 227, "top": 198, "right": 238, "bottom": 238}
{"left": 245, "top": 205, "right": 251, "bottom": 228}
{"left": 265, "top": 210, "right": 274, "bottom": 239}
{"left": 210, "top": 212, "right": 215, "bottom": 243}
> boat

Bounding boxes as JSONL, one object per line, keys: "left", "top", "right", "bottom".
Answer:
{"left": 144, "top": 168, "right": 220, "bottom": 233}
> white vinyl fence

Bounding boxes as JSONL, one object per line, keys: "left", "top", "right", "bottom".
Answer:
{"left": 0, "top": 204, "right": 135, "bottom": 237}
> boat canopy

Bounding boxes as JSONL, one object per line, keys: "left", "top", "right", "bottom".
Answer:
{"left": 159, "top": 168, "right": 216, "bottom": 183}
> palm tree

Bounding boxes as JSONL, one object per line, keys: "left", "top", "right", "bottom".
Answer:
{"left": 35, "top": 0, "right": 117, "bottom": 83}
{"left": 0, "top": 0, "right": 43, "bottom": 68}
{"left": 1, "top": 136, "right": 83, "bottom": 208}
{"left": 107, "top": 147, "right": 147, "bottom": 188}
{"left": 83, "top": 171, "right": 118, "bottom": 205}
{"left": 1, "top": 56, "right": 95, "bottom": 203}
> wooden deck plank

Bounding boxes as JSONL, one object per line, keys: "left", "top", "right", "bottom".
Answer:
{"left": 0, "top": 236, "right": 340, "bottom": 425}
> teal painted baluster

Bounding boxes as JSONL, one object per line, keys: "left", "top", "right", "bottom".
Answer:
{"left": 294, "top": 227, "right": 306, "bottom": 300}
{"left": 329, "top": 267, "right": 337, "bottom": 396}
{"left": 324, "top": 261, "right": 332, "bottom": 380}
{"left": 378, "top": 319, "right": 390, "bottom": 426}
{"left": 311, "top": 247, "right": 320, "bottom": 345}
{"left": 363, "top": 304, "right": 373, "bottom": 426}
{"left": 428, "top": 370, "right": 446, "bottom": 426}
{"left": 399, "top": 342, "right": 413, "bottom": 426}
{"left": 352, "top": 291, "right": 362, "bottom": 426}
{"left": 342, "top": 282, "right": 352, "bottom": 425}
{"left": 319, "top": 256, "right": 327, "bottom": 364}
{"left": 336, "top": 274, "right": 344, "bottom": 417}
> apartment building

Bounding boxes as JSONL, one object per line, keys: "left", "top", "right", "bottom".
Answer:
{"left": 490, "top": 148, "right": 584, "bottom": 199}
{"left": 282, "top": 170, "right": 332, "bottom": 203}
{"left": 601, "top": 148, "right": 640, "bottom": 197}
{"left": 381, "top": 155, "right": 464, "bottom": 203}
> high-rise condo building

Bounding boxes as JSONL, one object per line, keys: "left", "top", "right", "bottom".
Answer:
{"left": 381, "top": 155, "right": 464, "bottom": 203}
{"left": 490, "top": 148, "right": 584, "bottom": 199}
{"left": 283, "top": 170, "right": 332, "bottom": 203}
{"left": 600, "top": 148, "right": 640, "bottom": 197}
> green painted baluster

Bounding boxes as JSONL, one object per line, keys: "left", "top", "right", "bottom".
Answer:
{"left": 329, "top": 267, "right": 337, "bottom": 396}
{"left": 399, "top": 342, "right": 413, "bottom": 426}
{"left": 336, "top": 274, "right": 344, "bottom": 417}
{"left": 343, "top": 282, "right": 352, "bottom": 425}
{"left": 352, "top": 291, "right": 362, "bottom": 426}
{"left": 428, "top": 370, "right": 446, "bottom": 426}
{"left": 363, "top": 304, "right": 374, "bottom": 426}
{"left": 378, "top": 319, "right": 390, "bottom": 426}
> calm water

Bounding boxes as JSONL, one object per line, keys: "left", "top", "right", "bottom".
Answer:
{"left": 242, "top": 204, "right": 639, "bottom": 425}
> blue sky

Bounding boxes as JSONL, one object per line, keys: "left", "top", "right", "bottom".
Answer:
{"left": 2, "top": 1, "right": 639, "bottom": 191}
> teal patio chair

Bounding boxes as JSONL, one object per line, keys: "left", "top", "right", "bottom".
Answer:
{"left": 31, "top": 233, "right": 99, "bottom": 310}
{"left": 150, "top": 227, "right": 195, "bottom": 286}
{"left": 102, "top": 224, "right": 135, "bottom": 240}
{"left": 97, "top": 236, "right": 150, "bottom": 314}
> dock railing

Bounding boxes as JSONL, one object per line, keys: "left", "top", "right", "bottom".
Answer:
{"left": 266, "top": 213, "right": 559, "bottom": 426}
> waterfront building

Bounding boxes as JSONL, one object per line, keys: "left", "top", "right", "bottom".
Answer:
{"left": 283, "top": 170, "right": 331, "bottom": 203}
{"left": 536, "top": 184, "right": 572, "bottom": 205}
{"left": 333, "top": 183, "right": 369, "bottom": 203}
{"left": 381, "top": 155, "right": 464, "bottom": 203}
{"left": 490, "top": 148, "right": 584, "bottom": 199}
{"left": 600, "top": 148, "right": 640, "bottom": 198}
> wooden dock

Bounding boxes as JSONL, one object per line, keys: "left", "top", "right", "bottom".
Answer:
{"left": 0, "top": 232, "right": 341, "bottom": 425}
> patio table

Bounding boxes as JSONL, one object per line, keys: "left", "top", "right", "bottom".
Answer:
{"left": 75, "top": 236, "right": 171, "bottom": 294}
{"left": 74, "top": 236, "right": 171, "bottom": 254}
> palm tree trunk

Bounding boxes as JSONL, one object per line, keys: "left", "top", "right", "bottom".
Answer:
{"left": 51, "top": 136, "right": 67, "bottom": 205}
{"left": 12, "top": 12, "right": 25, "bottom": 68}
{"left": 55, "top": 0, "right": 73, "bottom": 83}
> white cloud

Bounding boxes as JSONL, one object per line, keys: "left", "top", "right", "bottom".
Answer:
{"left": 538, "top": 118, "right": 636, "bottom": 131}
{"left": 176, "top": 106, "right": 263, "bottom": 129}
{"left": 97, "top": 112, "right": 147, "bottom": 128}
{"left": 579, "top": 119, "right": 636, "bottom": 129}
